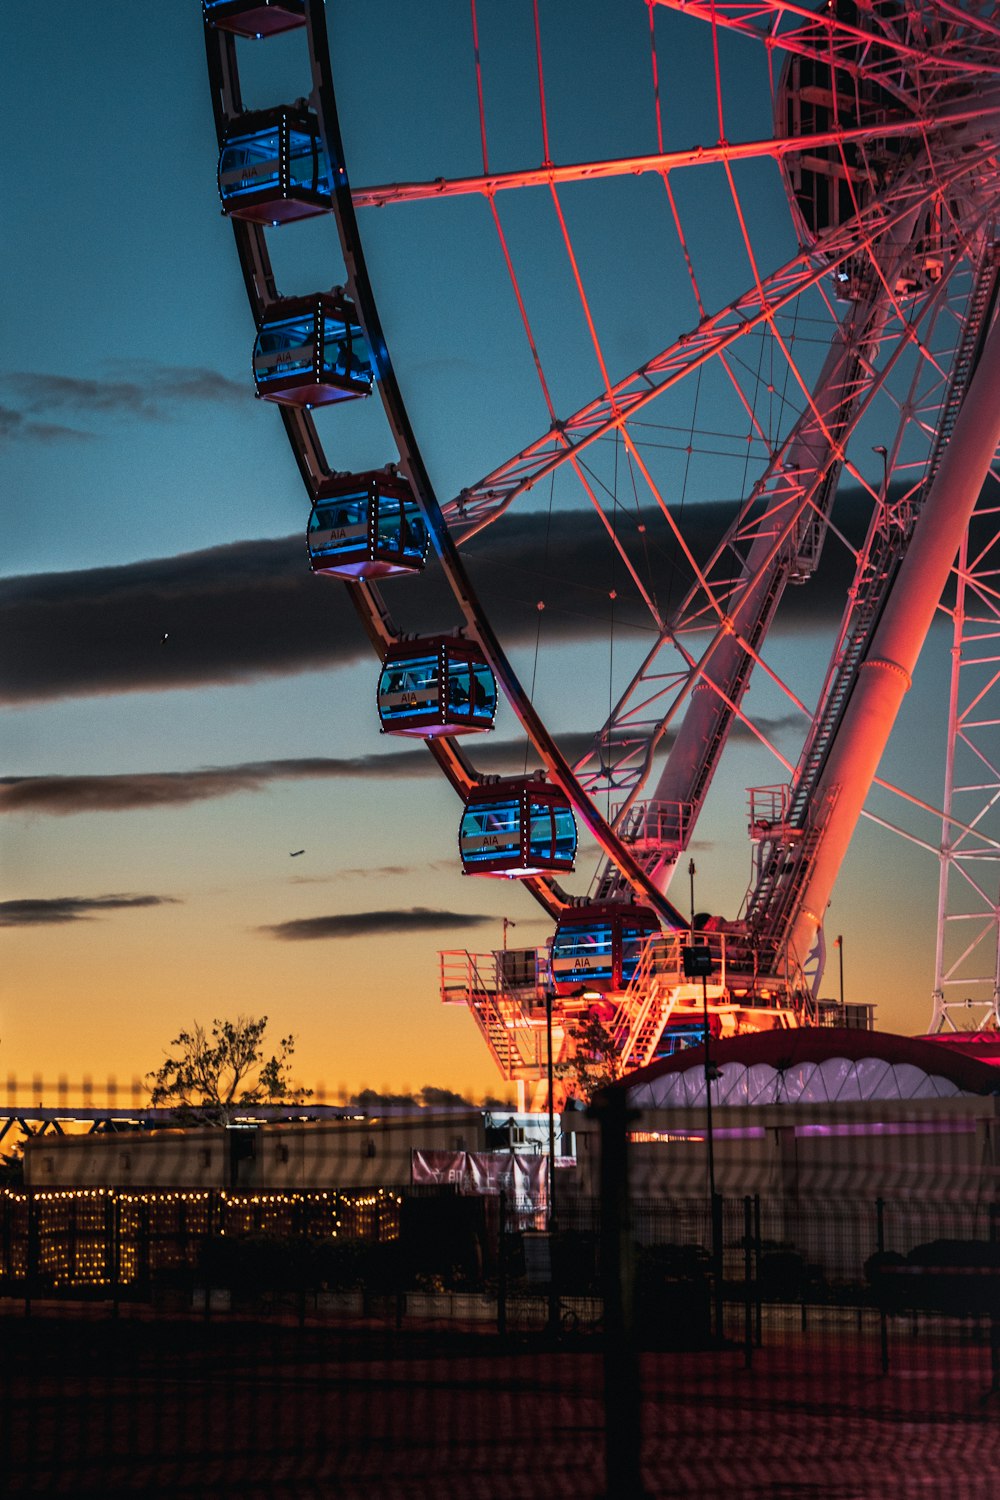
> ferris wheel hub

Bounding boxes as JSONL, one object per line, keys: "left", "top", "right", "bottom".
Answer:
{"left": 777, "top": 7, "right": 999, "bottom": 300}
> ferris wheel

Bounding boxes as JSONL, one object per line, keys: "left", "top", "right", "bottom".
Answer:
{"left": 202, "top": 0, "right": 1000, "bottom": 1072}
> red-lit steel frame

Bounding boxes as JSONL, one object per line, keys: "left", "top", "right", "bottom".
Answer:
{"left": 203, "top": 3, "right": 686, "bottom": 931}
{"left": 204, "top": 2, "right": 1000, "bottom": 1049}
{"left": 931, "top": 455, "right": 1000, "bottom": 1031}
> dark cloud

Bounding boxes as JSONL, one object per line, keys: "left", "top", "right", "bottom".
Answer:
{"left": 0, "top": 894, "right": 180, "bottom": 928}
{"left": 0, "top": 537, "right": 355, "bottom": 704}
{"left": 0, "top": 491, "right": 876, "bottom": 706}
{"left": 318, "top": 859, "right": 455, "bottom": 882}
{"left": 0, "top": 535, "right": 333, "bottom": 697}
{"left": 0, "top": 404, "right": 94, "bottom": 444}
{"left": 0, "top": 757, "right": 436, "bottom": 815}
{"left": 1, "top": 716, "right": 801, "bottom": 818}
{"left": 0, "top": 365, "right": 247, "bottom": 426}
{"left": 260, "top": 907, "right": 496, "bottom": 941}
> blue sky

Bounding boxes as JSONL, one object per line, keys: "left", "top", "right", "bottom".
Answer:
{"left": 1, "top": 2, "right": 964, "bottom": 1099}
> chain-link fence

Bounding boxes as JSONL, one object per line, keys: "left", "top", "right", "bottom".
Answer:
{"left": 3, "top": 1097, "right": 1000, "bottom": 1497}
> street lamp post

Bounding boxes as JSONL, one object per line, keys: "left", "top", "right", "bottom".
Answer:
{"left": 544, "top": 985, "right": 560, "bottom": 1339}
{"left": 545, "top": 986, "right": 557, "bottom": 1227}
{"left": 683, "top": 862, "right": 715, "bottom": 1199}
{"left": 701, "top": 969, "right": 716, "bottom": 1204}
{"left": 683, "top": 913, "right": 722, "bottom": 1341}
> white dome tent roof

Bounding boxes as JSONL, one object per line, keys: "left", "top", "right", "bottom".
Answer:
{"left": 619, "top": 1028, "right": 1000, "bottom": 1111}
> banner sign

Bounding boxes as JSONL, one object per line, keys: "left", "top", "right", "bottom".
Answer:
{"left": 411, "top": 1150, "right": 551, "bottom": 1208}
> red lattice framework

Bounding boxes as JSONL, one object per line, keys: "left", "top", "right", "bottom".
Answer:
{"left": 205, "top": 0, "right": 1000, "bottom": 1046}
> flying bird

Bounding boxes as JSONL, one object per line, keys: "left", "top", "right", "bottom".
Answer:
{"left": 290, "top": 849, "right": 305, "bottom": 857}
{"left": 160, "top": 633, "right": 169, "bottom": 644}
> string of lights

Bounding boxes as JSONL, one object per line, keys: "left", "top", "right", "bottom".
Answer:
{"left": 0, "top": 1187, "right": 402, "bottom": 1289}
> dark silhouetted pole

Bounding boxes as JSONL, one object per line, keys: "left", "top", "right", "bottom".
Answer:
{"left": 497, "top": 1187, "right": 508, "bottom": 1338}
{"left": 545, "top": 986, "right": 559, "bottom": 1337}
{"left": 545, "top": 987, "right": 557, "bottom": 1226}
{"left": 683, "top": 896, "right": 721, "bottom": 1343}
{"left": 702, "top": 967, "right": 716, "bottom": 1203}
{"left": 593, "top": 1088, "right": 647, "bottom": 1499}
{"left": 743, "top": 1196, "right": 753, "bottom": 1370}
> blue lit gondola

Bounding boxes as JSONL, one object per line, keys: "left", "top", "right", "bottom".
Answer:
{"left": 203, "top": 0, "right": 305, "bottom": 36}
{"left": 459, "top": 777, "right": 577, "bottom": 878}
{"left": 550, "top": 903, "right": 662, "bottom": 997}
{"left": 378, "top": 638, "right": 497, "bottom": 737}
{"left": 307, "top": 471, "right": 429, "bottom": 579}
{"left": 651, "top": 1016, "right": 720, "bottom": 1061}
{"left": 253, "top": 293, "right": 373, "bottom": 408}
{"left": 218, "top": 107, "right": 331, "bottom": 224}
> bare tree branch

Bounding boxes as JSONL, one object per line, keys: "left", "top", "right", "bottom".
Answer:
{"left": 146, "top": 1015, "right": 311, "bottom": 1125}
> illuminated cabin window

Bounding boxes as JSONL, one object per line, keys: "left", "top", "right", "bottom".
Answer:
{"left": 459, "top": 778, "right": 577, "bottom": 877}
{"left": 218, "top": 108, "right": 331, "bottom": 224}
{"left": 551, "top": 904, "right": 661, "bottom": 995}
{"left": 621, "top": 919, "right": 659, "bottom": 983}
{"left": 203, "top": 0, "right": 306, "bottom": 37}
{"left": 308, "top": 472, "right": 428, "bottom": 580}
{"left": 254, "top": 293, "right": 373, "bottom": 408}
{"left": 652, "top": 1019, "right": 714, "bottom": 1061}
{"left": 377, "top": 638, "right": 497, "bottom": 736}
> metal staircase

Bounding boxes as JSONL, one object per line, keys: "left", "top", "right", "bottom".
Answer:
{"left": 611, "top": 932, "right": 727, "bottom": 1072}
{"left": 924, "top": 260, "right": 999, "bottom": 487}
{"left": 592, "top": 801, "right": 693, "bottom": 901}
{"left": 746, "top": 256, "right": 999, "bottom": 954}
{"left": 744, "top": 793, "right": 836, "bottom": 960}
{"left": 788, "top": 260, "right": 997, "bottom": 837}
{"left": 439, "top": 950, "right": 549, "bottom": 1080}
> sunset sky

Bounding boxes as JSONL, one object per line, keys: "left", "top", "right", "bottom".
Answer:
{"left": 2, "top": 2, "right": 961, "bottom": 1105}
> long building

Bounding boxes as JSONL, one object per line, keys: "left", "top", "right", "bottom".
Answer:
{"left": 21, "top": 1031, "right": 1000, "bottom": 1212}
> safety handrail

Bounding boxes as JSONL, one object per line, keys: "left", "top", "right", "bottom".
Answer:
{"left": 438, "top": 951, "right": 546, "bottom": 1074}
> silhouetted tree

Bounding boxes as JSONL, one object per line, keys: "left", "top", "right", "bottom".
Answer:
{"left": 0, "top": 1144, "right": 24, "bottom": 1185}
{"left": 558, "top": 1013, "right": 622, "bottom": 1103}
{"left": 147, "top": 1015, "right": 310, "bottom": 1124}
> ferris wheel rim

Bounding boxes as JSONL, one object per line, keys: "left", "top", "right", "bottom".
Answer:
{"left": 202, "top": 0, "right": 692, "bottom": 928}
{"left": 202, "top": 0, "right": 1000, "bottom": 975}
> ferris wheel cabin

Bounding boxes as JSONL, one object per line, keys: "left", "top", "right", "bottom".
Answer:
{"left": 377, "top": 638, "right": 497, "bottom": 736}
{"left": 203, "top": 0, "right": 305, "bottom": 37}
{"left": 550, "top": 903, "right": 662, "bottom": 998}
{"left": 307, "top": 472, "right": 429, "bottom": 579}
{"left": 218, "top": 108, "right": 331, "bottom": 224}
{"left": 459, "top": 778, "right": 577, "bottom": 878}
{"left": 253, "top": 293, "right": 373, "bottom": 408}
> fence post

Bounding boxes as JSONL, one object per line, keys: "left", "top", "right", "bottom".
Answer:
{"left": 743, "top": 1196, "right": 753, "bottom": 1370}
{"left": 753, "top": 1195, "right": 762, "bottom": 1347}
{"left": 712, "top": 1192, "right": 725, "bottom": 1343}
{"left": 592, "top": 1089, "right": 647, "bottom": 1500}
{"left": 497, "top": 1188, "right": 507, "bottom": 1339}
{"left": 139, "top": 1197, "right": 150, "bottom": 1296}
{"left": 25, "top": 1190, "right": 39, "bottom": 1318}
{"left": 876, "top": 1197, "right": 889, "bottom": 1375}
{"left": 990, "top": 1200, "right": 999, "bottom": 1393}
{"left": 295, "top": 1196, "right": 307, "bottom": 1328}
{"left": 107, "top": 1192, "right": 119, "bottom": 1318}
{"left": 204, "top": 1190, "right": 214, "bottom": 1323}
